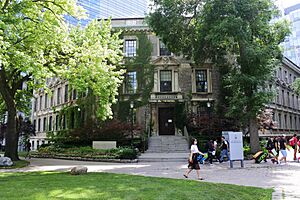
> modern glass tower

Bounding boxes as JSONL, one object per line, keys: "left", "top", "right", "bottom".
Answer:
{"left": 275, "top": 1, "right": 300, "bottom": 66}
{"left": 65, "top": 0, "right": 148, "bottom": 26}
{"left": 64, "top": 0, "right": 102, "bottom": 27}
{"left": 99, "top": 0, "right": 148, "bottom": 19}
{"left": 282, "top": 3, "right": 300, "bottom": 66}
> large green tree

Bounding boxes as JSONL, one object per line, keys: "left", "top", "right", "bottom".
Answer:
{"left": 0, "top": 0, "right": 124, "bottom": 160}
{"left": 148, "top": 0, "right": 289, "bottom": 152}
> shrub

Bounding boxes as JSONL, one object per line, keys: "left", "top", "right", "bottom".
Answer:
{"left": 37, "top": 146, "right": 138, "bottom": 160}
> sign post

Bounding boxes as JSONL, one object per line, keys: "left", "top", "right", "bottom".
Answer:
{"left": 222, "top": 131, "right": 244, "bottom": 168}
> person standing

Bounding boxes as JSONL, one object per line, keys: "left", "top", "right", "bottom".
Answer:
{"left": 25, "top": 140, "right": 31, "bottom": 159}
{"left": 289, "top": 134, "right": 298, "bottom": 161}
{"left": 279, "top": 135, "right": 289, "bottom": 164}
{"left": 184, "top": 138, "right": 205, "bottom": 180}
{"left": 205, "top": 140, "right": 215, "bottom": 164}
{"left": 219, "top": 136, "right": 229, "bottom": 163}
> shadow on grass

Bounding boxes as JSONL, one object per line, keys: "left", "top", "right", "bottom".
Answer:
{"left": 0, "top": 172, "right": 272, "bottom": 200}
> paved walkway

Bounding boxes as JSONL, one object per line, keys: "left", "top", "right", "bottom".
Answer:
{"left": 1, "top": 157, "right": 300, "bottom": 200}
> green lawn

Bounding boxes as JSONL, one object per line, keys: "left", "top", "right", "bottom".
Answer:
{"left": 0, "top": 172, "right": 272, "bottom": 200}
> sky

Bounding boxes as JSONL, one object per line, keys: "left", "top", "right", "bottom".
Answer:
{"left": 276, "top": 0, "right": 300, "bottom": 8}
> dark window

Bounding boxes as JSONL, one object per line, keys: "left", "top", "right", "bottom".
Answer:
{"left": 33, "top": 120, "right": 36, "bottom": 132}
{"left": 39, "top": 96, "right": 42, "bottom": 110}
{"left": 49, "top": 116, "right": 52, "bottom": 131}
{"left": 196, "top": 70, "right": 208, "bottom": 92}
{"left": 278, "top": 113, "right": 281, "bottom": 128}
{"left": 70, "top": 111, "right": 75, "bottom": 129}
{"left": 290, "top": 116, "right": 293, "bottom": 129}
{"left": 43, "top": 117, "right": 46, "bottom": 132}
{"left": 65, "top": 84, "right": 68, "bottom": 103}
{"left": 57, "top": 87, "right": 61, "bottom": 104}
{"left": 160, "top": 70, "right": 172, "bottom": 92}
{"left": 55, "top": 115, "right": 59, "bottom": 131}
{"left": 282, "top": 90, "right": 285, "bottom": 105}
{"left": 62, "top": 114, "right": 66, "bottom": 129}
{"left": 34, "top": 98, "right": 37, "bottom": 112}
{"left": 44, "top": 93, "right": 48, "bottom": 109}
{"left": 73, "top": 89, "right": 77, "bottom": 100}
{"left": 38, "top": 118, "right": 41, "bottom": 132}
{"left": 125, "top": 72, "right": 137, "bottom": 93}
{"left": 50, "top": 90, "right": 54, "bottom": 106}
{"left": 159, "top": 41, "right": 171, "bottom": 56}
{"left": 125, "top": 40, "right": 136, "bottom": 57}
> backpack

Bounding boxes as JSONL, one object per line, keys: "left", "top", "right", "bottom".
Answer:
{"left": 289, "top": 138, "right": 296, "bottom": 146}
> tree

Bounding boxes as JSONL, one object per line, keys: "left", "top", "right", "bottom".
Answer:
{"left": 0, "top": 0, "right": 124, "bottom": 160}
{"left": 148, "top": 0, "right": 289, "bottom": 153}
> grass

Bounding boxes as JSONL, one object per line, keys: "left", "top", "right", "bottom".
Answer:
{"left": 0, "top": 172, "right": 272, "bottom": 200}
{"left": 0, "top": 160, "right": 30, "bottom": 169}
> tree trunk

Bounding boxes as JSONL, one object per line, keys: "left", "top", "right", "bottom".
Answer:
{"left": 4, "top": 104, "right": 19, "bottom": 161}
{"left": 249, "top": 117, "right": 260, "bottom": 154}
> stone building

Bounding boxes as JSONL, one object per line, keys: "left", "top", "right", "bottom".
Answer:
{"left": 263, "top": 57, "right": 300, "bottom": 137}
{"left": 30, "top": 17, "right": 300, "bottom": 150}
{"left": 112, "top": 18, "right": 220, "bottom": 137}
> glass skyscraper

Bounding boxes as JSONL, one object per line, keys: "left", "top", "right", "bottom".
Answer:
{"left": 282, "top": 3, "right": 300, "bottom": 66}
{"left": 99, "top": 0, "right": 148, "bottom": 19}
{"left": 275, "top": 1, "right": 300, "bottom": 66}
{"left": 65, "top": 0, "right": 148, "bottom": 26}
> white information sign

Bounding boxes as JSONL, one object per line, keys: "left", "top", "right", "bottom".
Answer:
{"left": 222, "top": 131, "right": 244, "bottom": 160}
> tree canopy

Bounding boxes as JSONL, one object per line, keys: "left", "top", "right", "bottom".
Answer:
{"left": 148, "top": 0, "right": 290, "bottom": 152}
{"left": 0, "top": 0, "right": 124, "bottom": 160}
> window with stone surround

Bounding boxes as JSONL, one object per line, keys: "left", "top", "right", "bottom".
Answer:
{"left": 159, "top": 41, "right": 171, "bottom": 56}
{"left": 125, "top": 39, "right": 137, "bottom": 57}
{"left": 49, "top": 116, "right": 52, "bottom": 131}
{"left": 57, "top": 87, "right": 61, "bottom": 105}
{"left": 43, "top": 117, "right": 47, "bottom": 132}
{"left": 196, "top": 70, "right": 208, "bottom": 92}
{"left": 125, "top": 71, "right": 137, "bottom": 94}
{"left": 160, "top": 70, "right": 172, "bottom": 92}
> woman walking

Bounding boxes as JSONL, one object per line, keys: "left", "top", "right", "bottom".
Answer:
{"left": 184, "top": 138, "right": 205, "bottom": 180}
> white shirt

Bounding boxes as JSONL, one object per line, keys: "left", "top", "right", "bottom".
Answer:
{"left": 191, "top": 144, "right": 200, "bottom": 153}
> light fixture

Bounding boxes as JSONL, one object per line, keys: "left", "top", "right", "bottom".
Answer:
{"left": 207, "top": 98, "right": 211, "bottom": 108}
{"left": 130, "top": 101, "right": 134, "bottom": 109}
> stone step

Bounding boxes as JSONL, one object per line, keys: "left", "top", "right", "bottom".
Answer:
{"left": 138, "top": 153, "right": 189, "bottom": 162}
{"left": 146, "top": 136, "right": 189, "bottom": 153}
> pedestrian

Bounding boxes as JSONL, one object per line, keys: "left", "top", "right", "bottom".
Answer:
{"left": 219, "top": 136, "right": 229, "bottom": 163}
{"left": 270, "top": 136, "right": 279, "bottom": 164}
{"left": 279, "top": 134, "right": 289, "bottom": 164}
{"left": 25, "top": 140, "right": 31, "bottom": 159}
{"left": 289, "top": 134, "right": 298, "bottom": 161}
{"left": 205, "top": 140, "right": 215, "bottom": 164}
{"left": 265, "top": 137, "right": 275, "bottom": 162}
{"left": 184, "top": 138, "right": 205, "bottom": 180}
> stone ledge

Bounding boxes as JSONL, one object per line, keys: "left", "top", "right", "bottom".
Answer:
{"left": 30, "top": 154, "right": 138, "bottom": 163}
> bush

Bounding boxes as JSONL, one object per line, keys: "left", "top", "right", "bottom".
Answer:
{"left": 116, "top": 148, "right": 137, "bottom": 159}
{"left": 36, "top": 145, "right": 138, "bottom": 160}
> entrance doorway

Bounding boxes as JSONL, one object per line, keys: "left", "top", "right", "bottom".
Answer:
{"left": 159, "top": 107, "right": 175, "bottom": 135}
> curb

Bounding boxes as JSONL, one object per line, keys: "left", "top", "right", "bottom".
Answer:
{"left": 30, "top": 155, "right": 138, "bottom": 163}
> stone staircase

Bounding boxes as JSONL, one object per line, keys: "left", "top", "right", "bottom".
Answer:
{"left": 138, "top": 136, "right": 190, "bottom": 162}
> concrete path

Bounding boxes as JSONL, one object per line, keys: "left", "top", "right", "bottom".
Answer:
{"left": 1, "top": 157, "right": 300, "bottom": 200}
